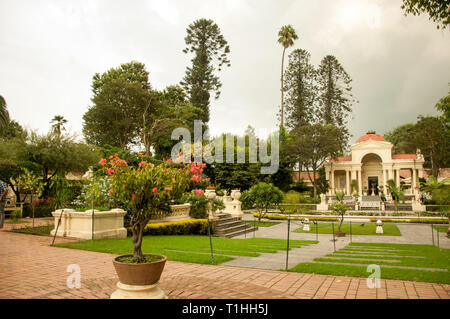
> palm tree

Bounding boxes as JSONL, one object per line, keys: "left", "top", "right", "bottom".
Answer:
{"left": 421, "top": 176, "right": 450, "bottom": 226}
{"left": 50, "top": 115, "right": 67, "bottom": 137}
{"left": 277, "top": 25, "right": 298, "bottom": 128}
{"left": 0, "top": 95, "right": 10, "bottom": 136}
{"left": 386, "top": 179, "right": 405, "bottom": 212}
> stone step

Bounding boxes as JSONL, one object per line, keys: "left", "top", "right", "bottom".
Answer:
{"left": 214, "top": 223, "right": 254, "bottom": 235}
{"left": 220, "top": 226, "right": 258, "bottom": 238}
{"left": 214, "top": 219, "right": 243, "bottom": 229}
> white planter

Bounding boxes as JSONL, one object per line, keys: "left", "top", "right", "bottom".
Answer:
{"left": 50, "top": 208, "right": 127, "bottom": 240}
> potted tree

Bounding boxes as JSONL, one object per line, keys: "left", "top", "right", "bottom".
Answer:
{"left": 240, "top": 182, "right": 284, "bottom": 221}
{"left": 99, "top": 155, "right": 204, "bottom": 298}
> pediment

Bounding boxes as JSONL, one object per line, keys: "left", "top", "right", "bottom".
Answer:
{"left": 350, "top": 140, "right": 392, "bottom": 151}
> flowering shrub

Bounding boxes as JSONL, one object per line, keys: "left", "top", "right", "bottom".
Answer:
{"left": 98, "top": 153, "right": 209, "bottom": 262}
{"left": 182, "top": 190, "right": 224, "bottom": 219}
{"left": 72, "top": 176, "right": 114, "bottom": 209}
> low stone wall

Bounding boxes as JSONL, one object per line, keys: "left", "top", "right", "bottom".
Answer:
{"left": 148, "top": 203, "right": 191, "bottom": 223}
{"left": 50, "top": 208, "right": 127, "bottom": 240}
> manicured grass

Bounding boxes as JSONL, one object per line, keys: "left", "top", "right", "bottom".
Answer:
{"left": 4, "top": 220, "right": 28, "bottom": 224}
{"left": 294, "top": 222, "right": 402, "bottom": 236}
{"left": 243, "top": 221, "right": 281, "bottom": 227}
{"left": 433, "top": 225, "right": 449, "bottom": 233}
{"left": 11, "top": 225, "right": 53, "bottom": 236}
{"left": 289, "top": 242, "right": 450, "bottom": 284}
{"left": 56, "top": 235, "right": 317, "bottom": 265}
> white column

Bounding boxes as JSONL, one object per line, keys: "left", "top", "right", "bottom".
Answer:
{"left": 395, "top": 169, "right": 400, "bottom": 187}
{"left": 330, "top": 168, "right": 335, "bottom": 195}
{"left": 358, "top": 168, "right": 362, "bottom": 196}
{"left": 346, "top": 170, "right": 350, "bottom": 195}
{"left": 412, "top": 168, "right": 417, "bottom": 194}
{"left": 418, "top": 168, "right": 423, "bottom": 179}
{"left": 382, "top": 169, "right": 387, "bottom": 193}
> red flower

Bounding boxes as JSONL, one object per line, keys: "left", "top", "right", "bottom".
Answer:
{"left": 98, "top": 158, "right": 107, "bottom": 166}
{"left": 138, "top": 161, "right": 146, "bottom": 167}
{"left": 152, "top": 187, "right": 158, "bottom": 193}
{"left": 109, "top": 155, "right": 113, "bottom": 160}
{"left": 166, "top": 158, "right": 172, "bottom": 163}
{"left": 195, "top": 189, "right": 204, "bottom": 196}
{"left": 165, "top": 186, "right": 173, "bottom": 191}
{"left": 108, "top": 189, "right": 114, "bottom": 195}
{"left": 138, "top": 153, "right": 143, "bottom": 157}
{"left": 131, "top": 194, "right": 136, "bottom": 200}
{"left": 107, "top": 168, "right": 115, "bottom": 175}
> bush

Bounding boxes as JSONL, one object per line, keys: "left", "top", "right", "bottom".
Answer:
{"left": 130, "top": 219, "right": 209, "bottom": 236}
{"left": 182, "top": 192, "right": 225, "bottom": 219}
{"left": 22, "top": 198, "right": 55, "bottom": 218}
{"left": 10, "top": 209, "right": 22, "bottom": 220}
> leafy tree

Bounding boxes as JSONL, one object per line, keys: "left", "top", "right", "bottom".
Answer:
{"left": 0, "top": 95, "right": 10, "bottom": 136}
{"left": 0, "top": 160, "right": 40, "bottom": 203}
{"left": 278, "top": 25, "right": 299, "bottom": 128}
{"left": 316, "top": 166, "right": 330, "bottom": 196}
{"left": 17, "top": 168, "right": 45, "bottom": 227}
{"left": 386, "top": 179, "right": 406, "bottom": 212}
{"left": 142, "top": 85, "right": 203, "bottom": 158}
{"left": 330, "top": 191, "right": 347, "bottom": 232}
{"left": 284, "top": 49, "right": 316, "bottom": 129}
{"left": 83, "top": 78, "right": 150, "bottom": 149}
{"left": 240, "top": 182, "right": 284, "bottom": 221}
{"left": 50, "top": 115, "right": 68, "bottom": 137}
{"left": 384, "top": 123, "right": 417, "bottom": 154}
{"left": 316, "top": 55, "right": 356, "bottom": 142}
{"left": 435, "top": 88, "right": 449, "bottom": 123}
{"left": 1, "top": 120, "right": 25, "bottom": 141}
{"left": 285, "top": 124, "right": 346, "bottom": 198}
{"left": 181, "top": 18, "right": 230, "bottom": 126}
{"left": 401, "top": 0, "right": 450, "bottom": 29}
{"left": 413, "top": 115, "right": 449, "bottom": 177}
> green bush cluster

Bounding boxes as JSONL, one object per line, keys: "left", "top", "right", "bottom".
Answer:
{"left": 369, "top": 218, "right": 448, "bottom": 224}
{"left": 253, "top": 212, "right": 338, "bottom": 222}
{"left": 128, "top": 219, "right": 209, "bottom": 236}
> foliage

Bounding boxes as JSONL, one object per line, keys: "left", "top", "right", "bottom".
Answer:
{"left": 241, "top": 182, "right": 284, "bottom": 221}
{"left": 386, "top": 179, "right": 406, "bottom": 212}
{"left": 316, "top": 55, "right": 356, "bottom": 141}
{"left": 1, "top": 120, "right": 25, "bottom": 141}
{"left": 285, "top": 124, "right": 346, "bottom": 198}
{"left": 284, "top": 49, "right": 316, "bottom": 129}
{"left": 50, "top": 115, "right": 67, "bottom": 137}
{"left": 182, "top": 190, "right": 224, "bottom": 219}
{"left": 0, "top": 95, "right": 10, "bottom": 136}
{"left": 330, "top": 191, "right": 348, "bottom": 232}
{"left": 401, "top": 0, "right": 449, "bottom": 29}
{"left": 98, "top": 154, "right": 207, "bottom": 262}
{"left": 384, "top": 123, "right": 417, "bottom": 154}
{"left": 137, "top": 219, "right": 209, "bottom": 236}
{"left": 10, "top": 209, "right": 22, "bottom": 220}
{"left": 278, "top": 24, "right": 298, "bottom": 128}
{"left": 181, "top": 18, "right": 230, "bottom": 126}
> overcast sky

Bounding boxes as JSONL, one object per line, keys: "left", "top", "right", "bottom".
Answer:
{"left": 1, "top": 0, "right": 449, "bottom": 144}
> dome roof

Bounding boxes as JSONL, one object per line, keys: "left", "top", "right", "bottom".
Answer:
{"left": 355, "top": 130, "right": 387, "bottom": 143}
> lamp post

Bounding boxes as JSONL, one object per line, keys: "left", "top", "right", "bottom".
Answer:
{"left": 205, "top": 189, "right": 216, "bottom": 264}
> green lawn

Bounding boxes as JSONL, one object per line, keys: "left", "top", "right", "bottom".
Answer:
{"left": 4, "top": 220, "right": 28, "bottom": 224}
{"left": 433, "top": 225, "right": 449, "bottom": 233}
{"left": 56, "top": 235, "right": 317, "bottom": 265}
{"left": 11, "top": 225, "right": 53, "bottom": 236}
{"left": 294, "top": 222, "right": 402, "bottom": 236}
{"left": 289, "top": 242, "right": 450, "bottom": 284}
{"left": 243, "top": 221, "right": 281, "bottom": 227}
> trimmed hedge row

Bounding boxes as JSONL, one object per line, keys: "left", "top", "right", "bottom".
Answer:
{"left": 127, "top": 219, "right": 209, "bottom": 236}
{"left": 253, "top": 213, "right": 338, "bottom": 222}
{"left": 369, "top": 218, "right": 448, "bottom": 224}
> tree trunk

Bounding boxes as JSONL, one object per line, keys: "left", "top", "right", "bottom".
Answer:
{"left": 280, "top": 46, "right": 286, "bottom": 128}
{"left": 131, "top": 220, "right": 146, "bottom": 263}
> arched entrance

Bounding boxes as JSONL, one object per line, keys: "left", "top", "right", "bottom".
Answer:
{"left": 361, "top": 153, "right": 383, "bottom": 196}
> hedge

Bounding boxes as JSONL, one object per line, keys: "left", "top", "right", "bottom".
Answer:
{"left": 127, "top": 219, "right": 209, "bottom": 236}
{"left": 253, "top": 213, "right": 338, "bottom": 222}
{"left": 369, "top": 218, "right": 448, "bottom": 224}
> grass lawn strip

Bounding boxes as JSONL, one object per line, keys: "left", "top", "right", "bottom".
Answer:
{"left": 332, "top": 253, "right": 425, "bottom": 258}
{"left": 294, "top": 222, "right": 401, "bottom": 236}
{"left": 56, "top": 235, "right": 317, "bottom": 265}
{"left": 243, "top": 221, "right": 281, "bottom": 227}
{"left": 289, "top": 262, "right": 450, "bottom": 284}
{"left": 310, "top": 261, "right": 448, "bottom": 272}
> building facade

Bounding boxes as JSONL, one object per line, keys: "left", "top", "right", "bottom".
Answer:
{"left": 324, "top": 131, "right": 425, "bottom": 197}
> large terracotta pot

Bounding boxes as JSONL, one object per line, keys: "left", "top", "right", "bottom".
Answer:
{"left": 112, "top": 254, "right": 167, "bottom": 286}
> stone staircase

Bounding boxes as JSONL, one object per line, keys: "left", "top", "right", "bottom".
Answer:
{"left": 212, "top": 213, "right": 258, "bottom": 238}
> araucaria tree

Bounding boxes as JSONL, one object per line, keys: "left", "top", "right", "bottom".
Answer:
{"left": 278, "top": 25, "right": 298, "bottom": 128}
{"left": 0, "top": 95, "right": 10, "bottom": 136}
{"left": 316, "top": 55, "right": 356, "bottom": 141}
{"left": 284, "top": 49, "right": 316, "bottom": 129}
{"left": 181, "top": 18, "right": 231, "bottom": 127}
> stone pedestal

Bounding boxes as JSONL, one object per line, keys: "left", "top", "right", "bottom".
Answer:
{"left": 317, "top": 194, "right": 328, "bottom": 211}
{"left": 110, "top": 282, "right": 167, "bottom": 299}
{"left": 219, "top": 189, "right": 243, "bottom": 218}
{"left": 412, "top": 199, "right": 426, "bottom": 212}
{"left": 376, "top": 226, "right": 383, "bottom": 234}
{"left": 51, "top": 208, "right": 127, "bottom": 240}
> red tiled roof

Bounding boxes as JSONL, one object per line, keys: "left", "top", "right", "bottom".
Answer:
{"left": 392, "top": 154, "right": 417, "bottom": 160}
{"left": 356, "top": 131, "right": 387, "bottom": 143}
{"left": 293, "top": 171, "right": 319, "bottom": 181}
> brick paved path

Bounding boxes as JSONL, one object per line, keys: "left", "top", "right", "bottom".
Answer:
{"left": 1, "top": 231, "right": 449, "bottom": 299}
